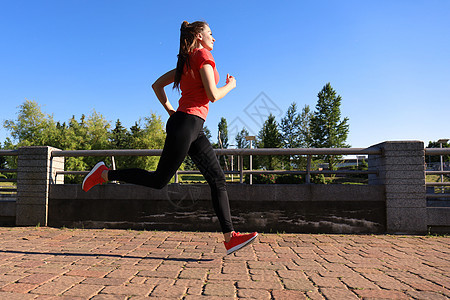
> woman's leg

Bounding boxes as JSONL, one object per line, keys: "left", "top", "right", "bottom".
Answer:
{"left": 188, "top": 130, "right": 234, "bottom": 235}
{"left": 108, "top": 112, "right": 204, "bottom": 189}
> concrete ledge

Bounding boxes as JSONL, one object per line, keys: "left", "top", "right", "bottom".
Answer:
{"left": 49, "top": 183, "right": 385, "bottom": 202}
{"left": 0, "top": 200, "right": 16, "bottom": 217}
{"left": 48, "top": 184, "right": 386, "bottom": 234}
{"left": 428, "top": 207, "right": 450, "bottom": 226}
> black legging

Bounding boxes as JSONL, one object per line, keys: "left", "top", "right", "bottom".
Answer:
{"left": 108, "top": 111, "right": 234, "bottom": 233}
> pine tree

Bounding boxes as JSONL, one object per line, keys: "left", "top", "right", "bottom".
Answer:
{"left": 310, "top": 83, "right": 349, "bottom": 170}
{"left": 217, "top": 117, "right": 229, "bottom": 170}
{"left": 257, "top": 114, "right": 282, "bottom": 170}
{"left": 110, "top": 119, "right": 129, "bottom": 149}
{"left": 299, "top": 105, "right": 313, "bottom": 148}
{"left": 280, "top": 102, "right": 301, "bottom": 169}
{"left": 217, "top": 117, "right": 228, "bottom": 149}
{"left": 235, "top": 128, "right": 250, "bottom": 149}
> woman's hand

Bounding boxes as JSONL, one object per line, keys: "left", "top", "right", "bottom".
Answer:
{"left": 152, "top": 69, "right": 176, "bottom": 115}
{"left": 226, "top": 74, "right": 236, "bottom": 89}
{"left": 200, "top": 65, "right": 237, "bottom": 102}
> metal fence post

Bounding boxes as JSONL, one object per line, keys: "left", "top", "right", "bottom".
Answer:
{"left": 306, "top": 155, "right": 311, "bottom": 184}
{"left": 239, "top": 155, "right": 244, "bottom": 184}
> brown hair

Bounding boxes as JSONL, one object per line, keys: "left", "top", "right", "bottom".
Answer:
{"left": 173, "top": 20, "right": 209, "bottom": 90}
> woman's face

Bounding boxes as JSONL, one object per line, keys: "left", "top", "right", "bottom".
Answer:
{"left": 197, "top": 25, "right": 215, "bottom": 51}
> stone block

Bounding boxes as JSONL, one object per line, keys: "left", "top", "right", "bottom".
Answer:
{"left": 383, "top": 150, "right": 425, "bottom": 157}
{"left": 383, "top": 165, "right": 425, "bottom": 171}
{"left": 16, "top": 204, "right": 48, "bottom": 226}
{"left": 382, "top": 156, "right": 425, "bottom": 166}
{"left": 18, "top": 159, "right": 49, "bottom": 168}
{"left": 381, "top": 171, "right": 425, "bottom": 180}
{"left": 427, "top": 207, "right": 450, "bottom": 226}
{"left": 381, "top": 141, "right": 424, "bottom": 151}
{"left": 386, "top": 197, "right": 426, "bottom": 208}
{"left": 17, "top": 184, "right": 48, "bottom": 193}
{"left": 15, "top": 195, "right": 48, "bottom": 205}
{"left": 17, "top": 172, "right": 49, "bottom": 181}
{"left": 17, "top": 191, "right": 47, "bottom": 198}
{"left": 386, "top": 207, "right": 427, "bottom": 234}
{"left": 17, "top": 179, "right": 51, "bottom": 186}
{"left": 16, "top": 166, "right": 51, "bottom": 173}
{"left": 385, "top": 184, "right": 425, "bottom": 194}
{"left": 18, "top": 146, "right": 52, "bottom": 156}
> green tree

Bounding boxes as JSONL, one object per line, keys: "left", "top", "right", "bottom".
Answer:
{"left": 426, "top": 141, "right": 450, "bottom": 164}
{"left": 280, "top": 102, "right": 301, "bottom": 169}
{"left": 235, "top": 128, "right": 250, "bottom": 149}
{"left": 257, "top": 114, "right": 282, "bottom": 170}
{"left": 299, "top": 105, "right": 313, "bottom": 148}
{"left": 235, "top": 127, "right": 250, "bottom": 170}
{"left": 310, "top": 83, "right": 350, "bottom": 170}
{"left": 110, "top": 119, "right": 129, "bottom": 149}
{"left": 217, "top": 117, "right": 229, "bottom": 170}
{"left": 203, "top": 126, "right": 212, "bottom": 143}
{"left": 128, "top": 114, "right": 166, "bottom": 172}
{"left": 217, "top": 117, "right": 228, "bottom": 149}
{"left": 0, "top": 144, "right": 6, "bottom": 170}
{"left": 3, "top": 100, "right": 58, "bottom": 147}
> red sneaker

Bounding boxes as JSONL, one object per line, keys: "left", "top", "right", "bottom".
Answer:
{"left": 82, "top": 162, "right": 109, "bottom": 192}
{"left": 224, "top": 231, "right": 258, "bottom": 255}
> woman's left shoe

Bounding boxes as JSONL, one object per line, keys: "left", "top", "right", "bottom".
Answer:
{"left": 82, "top": 161, "right": 109, "bottom": 192}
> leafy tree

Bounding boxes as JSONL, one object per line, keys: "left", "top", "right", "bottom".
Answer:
{"left": 0, "top": 144, "right": 6, "bottom": 170}
{"left": 426, "top": 141, "right": 450, "bottom": 164}
{"left": 128, "top": 114, "right": 166, "bottom": 172}
{"left": 3, "top": 100, "right": 58, "bottom": 147}
{"left": 257, "top": 114, "right": 282, "bottom": 170}
{"left": 310, "top": 83, "right": 350, "bottom": 170}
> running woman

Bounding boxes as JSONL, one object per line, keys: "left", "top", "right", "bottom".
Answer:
{"left": 82, "top": 21, "right": 258, "bottom": 255}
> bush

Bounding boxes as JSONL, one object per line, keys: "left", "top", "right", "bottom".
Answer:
{"left": 244, "top": 174, "right": 303, "bottom": 184}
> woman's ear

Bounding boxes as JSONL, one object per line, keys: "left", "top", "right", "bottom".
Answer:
{"left": 196, "top": 32, "right": 203, "bottom": 41}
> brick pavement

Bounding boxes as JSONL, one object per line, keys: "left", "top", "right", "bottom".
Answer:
{"left": 0, "top": 227, "right": 448, "bottom": 299}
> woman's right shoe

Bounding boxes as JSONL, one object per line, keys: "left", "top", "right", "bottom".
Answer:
{"left": 224, "top": 231, "right": 258, "bottom": 255}
{"left": 82, "top": 162, "right": 109, "bottom": 192}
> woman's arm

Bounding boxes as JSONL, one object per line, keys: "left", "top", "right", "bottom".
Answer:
{"left": 199, "top": 64, "right": 236, "bottom": 103}
{"left": 152, "top": 69, "right": 176, "bottom": 115}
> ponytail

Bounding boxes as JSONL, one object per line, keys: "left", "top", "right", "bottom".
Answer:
{"left": 173, "top": 20, "right": 208, "bottom": 90}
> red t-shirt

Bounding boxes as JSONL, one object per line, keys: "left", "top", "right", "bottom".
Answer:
{"left": 177, "top": 48, "right": 219, "bottom": 120}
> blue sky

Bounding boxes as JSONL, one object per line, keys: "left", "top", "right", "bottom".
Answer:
{"left": 1, "top": 0, "right": 449, "bottom": 148}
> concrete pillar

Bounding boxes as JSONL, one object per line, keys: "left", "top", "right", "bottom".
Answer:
{"left": 16, "top": 146, "right": 64, "bottom": 226}
{"left": 369, "top": 141, "right": 426, "bottom": 234}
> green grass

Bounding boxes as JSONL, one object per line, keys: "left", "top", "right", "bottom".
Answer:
{"left": 0, "top": 181, "right": 16, "bottom": 195}
{"left": 427, "top": 174, "right": 450, "bottom": 183}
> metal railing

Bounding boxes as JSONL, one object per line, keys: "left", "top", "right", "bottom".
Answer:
{"left": 0, "top": 150, "right": 18, "bottom": 196}
{"left": 52, "top": 147, "right": 381, "bottom": 184}
{"left": 425, "top": 148, "right": 450, "bottom": 196}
